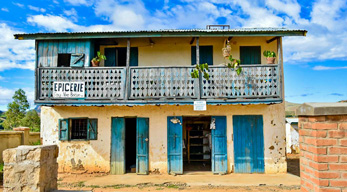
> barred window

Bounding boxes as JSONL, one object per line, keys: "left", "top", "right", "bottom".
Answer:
{"left": 59, "top": 118, "right": 98, "bottom": 141}
{"left": 71, "top": 119, "right": 88, "bottom": 140}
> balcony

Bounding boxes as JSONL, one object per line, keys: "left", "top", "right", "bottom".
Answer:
{"left": 36, "top": 64, "right": 282, "bottom": 105}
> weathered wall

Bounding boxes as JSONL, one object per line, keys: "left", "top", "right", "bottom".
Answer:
{"left": 3, "top": 145, "right": 58, "bottom": 192}
{"left": 99, "top": 36, "right": 278, "bottom": 66}
{"left": 41, "top": 102, "right": 286, "bottom": 174}
{"left": 286, "top": 123, "right": 299, "bottom": 154}
{"left": 0, "top": 129, "right": 41, "bottom": 163}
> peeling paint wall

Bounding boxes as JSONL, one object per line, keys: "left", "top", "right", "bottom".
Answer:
{"left": 41, "top": 103, "right": 286, "bottom": 174}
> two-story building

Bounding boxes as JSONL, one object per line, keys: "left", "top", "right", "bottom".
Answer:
{"left": 15, "top": 27, "right": 306, "bottom": 175}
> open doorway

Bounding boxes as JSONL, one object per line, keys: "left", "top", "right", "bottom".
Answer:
{"left": 183, "top": 116, "right": 212, "bottom": 172}
{"left": 125, "top": 118, "right": 136, "bottom": 173}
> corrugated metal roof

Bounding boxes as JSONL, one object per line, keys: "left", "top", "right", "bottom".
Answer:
{"left": 14, "top": 27, "right": 307, "bottom": 40}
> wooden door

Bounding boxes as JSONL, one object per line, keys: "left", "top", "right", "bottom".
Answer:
{"left": 110, "top": 117, "right": 126, "bottom": 174}
{"left": 233, "top": 115, "right": 264, "bottom": 173}
{"left": 136, "top": 118, "right": 149, "bottom": 174}
{"left": 211, "top": 116, "right": 227, "bottom": 174}
{"left": 167, "top": 116, "right": 183, "bottom": 174}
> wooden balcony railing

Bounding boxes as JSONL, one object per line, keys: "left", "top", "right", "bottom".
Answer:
{"left": 36, "top": 65, "right": 281, "bottom": 105}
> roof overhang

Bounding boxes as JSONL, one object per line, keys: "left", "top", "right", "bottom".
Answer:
{"left": 14, "top": 28, "right": 307, "bottom": 40}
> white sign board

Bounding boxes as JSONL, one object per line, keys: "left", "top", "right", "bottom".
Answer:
{"left": 194, "top": 101, "right": 206, "bottom": 111}
{"left": 53, "top": 82, "right": 85, "bottom": 98}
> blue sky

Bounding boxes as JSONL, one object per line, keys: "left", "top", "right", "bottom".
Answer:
{"left": 0, "top": 0, "right": 346, "bottom": 110}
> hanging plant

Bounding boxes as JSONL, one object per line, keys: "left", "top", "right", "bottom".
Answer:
{"left": 191, "top": 63, "right": 210, "bottom": 80}
{"left": 222, "top": 40, "right": 232, "bottom": 58}
{"left": 227, "top": 55, "right": 242, "bottom": 75}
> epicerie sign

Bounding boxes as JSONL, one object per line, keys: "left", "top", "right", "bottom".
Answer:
{"left": 53, "top": 82, "right": 85, "bottom": 98}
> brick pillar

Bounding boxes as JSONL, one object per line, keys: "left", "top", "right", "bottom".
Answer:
{"left": 297, "top": 103, "right": 347, "bottom": 192}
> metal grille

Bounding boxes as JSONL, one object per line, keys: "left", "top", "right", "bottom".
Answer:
{"left": 129, "top": 67, "right": 199, "bottom": 99}
{"left": 39, "top": 67, "right": 126, "bottom": 100}
{"left": 201, "top": 65, "right": 280, "bottom": 99}
{"left": 71, "top": 119, "right": 87, "bottom": 140}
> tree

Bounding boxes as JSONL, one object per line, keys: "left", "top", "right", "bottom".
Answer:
{"left": 1, "top": 89, "right": 29, "bottom": 130}
{"left": 21, "top": 110, "right": 40, "bottom": 132}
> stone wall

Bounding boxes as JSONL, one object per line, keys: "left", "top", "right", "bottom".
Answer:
{"left": 0, "top": 127, "right": 40, "bottom": 163}
{"left": 2, "top": 145, "right": 58, "bottom": 192}
{"left": 297, "top": 103, "right": 347, "bottom": 192}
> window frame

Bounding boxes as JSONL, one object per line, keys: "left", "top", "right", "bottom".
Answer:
{"left": 58, "top": 117, "right": 98, "bottom": 141}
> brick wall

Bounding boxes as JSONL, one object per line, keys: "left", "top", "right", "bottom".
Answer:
{"left": 299, "top": 115, "right": 347, "bottom": 192}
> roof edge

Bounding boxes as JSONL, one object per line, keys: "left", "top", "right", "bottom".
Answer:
{"left": 14, "top": 28, "right": 307, "bottom": 40}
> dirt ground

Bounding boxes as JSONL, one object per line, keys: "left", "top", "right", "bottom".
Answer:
{"left": 0, "top": 154, "right": 301, "bottom": 192}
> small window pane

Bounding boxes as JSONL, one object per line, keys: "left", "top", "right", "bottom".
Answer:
{"left": 71, "top": 119, "right": 88, "bottom": 140}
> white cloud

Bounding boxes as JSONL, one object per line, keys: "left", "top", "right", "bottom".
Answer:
{"left": 313, "top": 65, "right": 347, "bottom": 70}
{"left": 28, "top": 5, "right": 46, "bottom": 12}
{"left": 27, "top": 14, "right": 84, "bottom": 32}
{"left": 13, "top": 3, "right": 24, "bottom": 8}
{"left": 0, "top": 23, "right": 35, "bottom": 71}
{"left": 64, "top": 0, "right": 94, "bottom": 6}
{"left": 64, "top": 8, "right": 78, "bottom": 22}
{"left": 1, "top": 8, "right": 9, "bottom": 12}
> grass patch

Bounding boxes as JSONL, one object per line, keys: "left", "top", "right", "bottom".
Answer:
{"left": 0, "top": 163, "right": 3, "bottom": 172}
{"left": 166, "top": 184, "right": 180, "bottom": 189}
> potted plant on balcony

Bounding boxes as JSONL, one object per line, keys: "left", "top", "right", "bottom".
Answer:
{"left": 91, "top": 51, "right": 106, "bottom": 67}
{"left": 263, "top": 50, "right": 276, "bottom": 64}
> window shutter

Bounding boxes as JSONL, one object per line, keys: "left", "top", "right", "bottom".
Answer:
{"left": 88, "top": 118, "right": 98, "bottom": 140}
{"left": 59, "top": 119, "right": 69, "bottom": 141}
{"left": 70, "top": 53, "right": 85, "bottom": 67}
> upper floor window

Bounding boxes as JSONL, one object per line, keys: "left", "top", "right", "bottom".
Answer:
{"left": 191, "top": 46, "right": 213, "bottom": 65}
{"left": 104, "top": 47, "right": 138, "bottom": 67}
{"left": 59, "top": 118, "right": 97, "bottom": 141}
{"left": 57, "top": 54, "right": 71, "bottom": 67}
{"left": 240, "top": 46, "right": 261, "bottom": 65}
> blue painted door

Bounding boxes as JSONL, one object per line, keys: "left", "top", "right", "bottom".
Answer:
{"left": 211, "top": 116, "right": 228, "bottom": 174}
{"left": 136, "top": 118, "right": 149, "bottom": 175}
{"left": 110, "top": 117, "right": 126, "bottom": 174}
{"left": 191, "top": 46, "right": 213, "bottom": 65}
{"left": 167, "top": 116, "right": 183, "bottom": 174}
{"left": 233, "top": 115, "right": 264, "bottom": 173}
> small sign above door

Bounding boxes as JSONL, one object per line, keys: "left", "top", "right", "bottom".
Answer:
{"left": 194, "top": 101, "right": 206, "bottom": 111}
{"left": 53, "top": 82, "right": 85, "bottom": 98}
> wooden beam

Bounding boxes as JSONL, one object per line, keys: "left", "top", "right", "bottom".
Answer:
{"left": 196, "top": 37, "right": 201, "bottom": 100}
{"left": 277, "top": 37, "right": 283, "bottom": 101}
{"left": 227, "top": 36, "right": 233, "bottom": 41}
{"left": 125, "top": 38, "right": 131, "bottom": 100}
{"left": 266, "top": 37, "right": 280, "bottom": 44}
{"left": 190, "top": 37, "right": 195, "bottom": 45}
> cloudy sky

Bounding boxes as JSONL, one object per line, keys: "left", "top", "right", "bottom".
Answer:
{"left": 0, "top": 0, "right": 346, "bottom": 110}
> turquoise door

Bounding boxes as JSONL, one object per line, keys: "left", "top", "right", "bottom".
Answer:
{"left": 233, "top": 115, "right": 264, "bottom": 173}
{"left": 211, "top": 116, "right": 228, "bottom": 174}
{"left": 136, "top": 118, "right": 149, "bottom": 175}
{"left": 110, "top": 117, "right": 125, "bottom": 174}
{"left": 167, "top": 116, "right": 183, "bottom": 174}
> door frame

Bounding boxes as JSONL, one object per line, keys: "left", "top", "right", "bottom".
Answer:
{"left": 110, "top": 116, "right": 149, "bottom": 175}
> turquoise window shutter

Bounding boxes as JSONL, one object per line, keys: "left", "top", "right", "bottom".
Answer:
{"left": 70, "top": 53, "right": 85, "bottom": 67}
{"left": 104, "top": 48, "right": 116, "bottom": 66}
{"left": 59, "top": 119, "right": 69, "bottom": 141}
{"left": 240, "top": 46, "right": 261, "bottom": 64}
{"left": 130, "top": 47, "right": 138, "bottom": 66}
{"left": 87, "top": 118, "right": 98, "bottom": 140}
{"left": 191, "top": 46, "right": 213, "bottom": 65}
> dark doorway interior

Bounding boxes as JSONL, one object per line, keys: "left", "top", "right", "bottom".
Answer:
{"left": 183, "top": 116, "right": 212, "bottom": 172}
{"left": 125, "top": 118, "right": 137, "bottom": 173}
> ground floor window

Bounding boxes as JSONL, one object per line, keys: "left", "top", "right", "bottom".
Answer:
{"left": 59, "top": 118, "right": 98, "bottom": 141}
